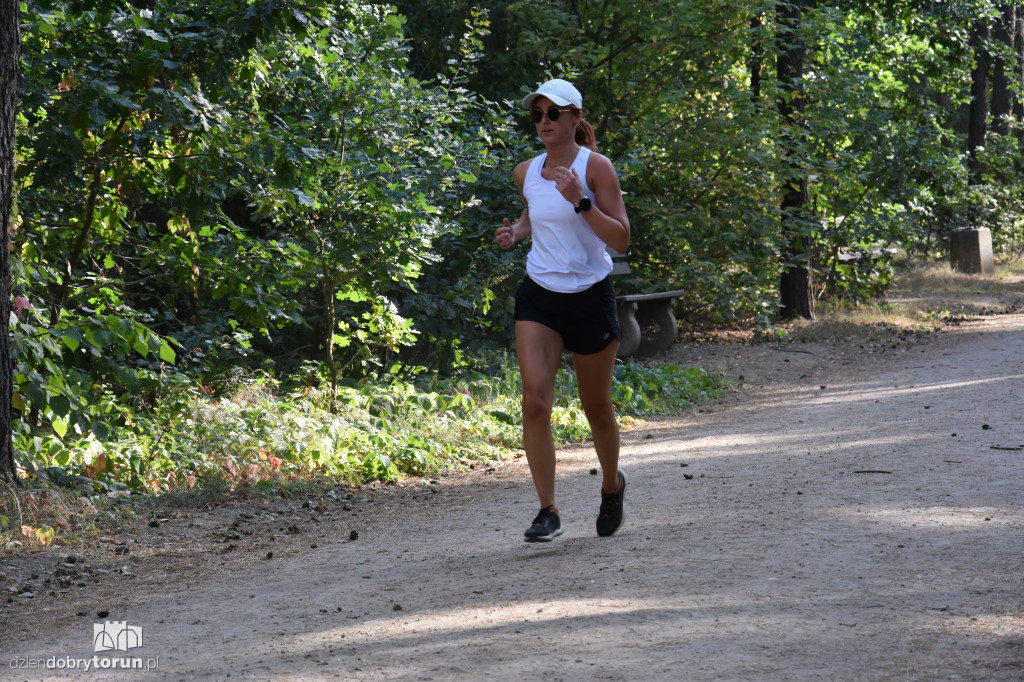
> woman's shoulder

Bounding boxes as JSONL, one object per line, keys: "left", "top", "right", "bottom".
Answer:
{"left": 513, "top": 158, "right": 535, "bottom": 189}
{"left": 585, "top": 149, "right": 614, "bottom": 168}
{"left": 585, "top": 150, "right": 619, "bottom": 181}
{"left": 514, "top": 158, "right": 535, "bottom": 175}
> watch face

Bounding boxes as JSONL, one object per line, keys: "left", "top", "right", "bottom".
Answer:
{"left": 576, "top": 197, "right": 592, "bottom": 213}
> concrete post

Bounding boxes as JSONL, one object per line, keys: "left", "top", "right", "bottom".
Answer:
{"left": 950, "top": 227, "right": 994, "bottom": 274}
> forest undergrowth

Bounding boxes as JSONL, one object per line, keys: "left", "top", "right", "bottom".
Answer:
{"left": 4, "top": 257, "right": 1023, "bottom": 555}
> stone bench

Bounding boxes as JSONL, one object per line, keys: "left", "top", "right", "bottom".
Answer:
{"left": 608, "top": 249, "right": 684, "bottom": 359}
{"left": 836, "top": 247, "right": 897, "bottom": 264}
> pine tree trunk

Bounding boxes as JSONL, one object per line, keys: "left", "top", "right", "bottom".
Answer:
{"left": 1013, "top": 7, "right": 1024, "bottom": 124}
{"left": 776, "top": 0, "right": 814, "bottom": 321}
{"left": 992, "top": 6, "right": 1014, "bottom": 136}
{"left": 0, "top": 0, "right": 19, "bottom": 485}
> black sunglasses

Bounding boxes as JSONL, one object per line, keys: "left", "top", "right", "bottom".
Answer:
{"left": 530, "top": 106, "right": 574, "bottom": 123}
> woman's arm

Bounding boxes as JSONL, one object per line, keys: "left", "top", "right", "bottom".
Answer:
{"left": 554, "top": 153, "right": 630, "bottom": 254}
{"left": 495, "top": 160, "right": 533, "bottom": 249}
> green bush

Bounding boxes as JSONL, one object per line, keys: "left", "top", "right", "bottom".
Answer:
{"left": 18, "top": 357, "right": 724, "bottom": 495}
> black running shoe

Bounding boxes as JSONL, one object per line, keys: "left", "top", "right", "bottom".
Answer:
{"left": 524, "top": 505, "right": 563, "bottom": 542}
{"left": 596, "top": 469, "right": 626, "bottom": 537}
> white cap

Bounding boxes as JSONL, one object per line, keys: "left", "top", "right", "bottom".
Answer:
{"left": 522, "top": 79, "right": 583, "bottom": 109}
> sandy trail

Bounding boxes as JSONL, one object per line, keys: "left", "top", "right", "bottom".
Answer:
{"left": 4, "top": 314, "right": 1024, "bottom": 681}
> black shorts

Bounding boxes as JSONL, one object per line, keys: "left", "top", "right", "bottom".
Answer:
{"left": 514, "top": 276, "right": 621, "bottom": 355}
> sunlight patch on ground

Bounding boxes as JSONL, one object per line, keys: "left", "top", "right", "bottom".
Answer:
{"left": 810, "top": 373, "right": 1024, "bottom": 406}
{"left": 637, "top": 424, "right": 940, "bottom": 463}
{"left": 288, "top": 598, "right": 682, "bottom": 647}
{"left": 848, "top": 506, "right": 1014, "bottom": 530}
{"left": 955, "top": 613, "right": 1024, "bottom": 638}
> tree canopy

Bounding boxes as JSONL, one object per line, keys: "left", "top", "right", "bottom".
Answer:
{"left": 5, "top": 0, "right": 1024, "bottom": 488}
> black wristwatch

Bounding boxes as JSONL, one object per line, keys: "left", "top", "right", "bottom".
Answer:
{"left": 574, "top": 196, "right": 592, "bottom": 214}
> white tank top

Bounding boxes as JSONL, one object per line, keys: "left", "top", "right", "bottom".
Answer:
{"left": 523, "top": 147, "right": 613, "bottom": 293}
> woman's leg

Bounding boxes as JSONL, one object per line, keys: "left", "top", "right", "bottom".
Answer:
{"left": 573, "top": 340, "right": 621, "bottom": 493}
{"left": 516, "top": 320, "right": 565, "bottom": 508}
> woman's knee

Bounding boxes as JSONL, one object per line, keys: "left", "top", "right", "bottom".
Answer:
{"left": 521, "top": 388, "right": 554, "bottom": 422}
{"left": 580, "top": 395, "right": 615, "bottom": 423}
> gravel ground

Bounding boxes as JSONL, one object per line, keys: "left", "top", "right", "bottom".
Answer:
{"left": 2, "top": 309, "right": 1023, "bottom": 682}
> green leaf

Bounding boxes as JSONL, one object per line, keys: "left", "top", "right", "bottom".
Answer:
{"left": 140, "top": 28, "right": 168, "bottom": 42}
{"left": 159, "top": 340, "right": 176, "bottom": 363}
{"left": 132, "top": 332, "right": 149, "bottom": 356}
{"left": 26, "top": 383, "right": 45, "bottom": 407}
{"left": 167, "top": 215, "right": 189, "bottom": 234}
{"left": 61, "top": 329, "right": 83, "bottom": 351}
{"left": 91, "top": 421, "right": 111, "bottom": 441}
{"left": 37, "top": 15, "right": 57, "bottom": 35}
{"left": 49, "top": 395, "right": 71, "bottom": 418}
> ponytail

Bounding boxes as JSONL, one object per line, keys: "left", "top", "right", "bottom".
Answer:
{"left": 575, "top": 116, "right": 597, "bottom": 151}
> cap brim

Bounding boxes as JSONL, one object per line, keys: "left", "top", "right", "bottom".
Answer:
{"left": 522, "top": 92, "right": 573, "bottom": 109}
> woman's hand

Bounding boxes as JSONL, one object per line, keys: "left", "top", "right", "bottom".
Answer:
{"left": 495, "top": 217, "right": 517, "bottom": 250}
{"left": 553, "top": 166, "right": 585, "bottom": 205}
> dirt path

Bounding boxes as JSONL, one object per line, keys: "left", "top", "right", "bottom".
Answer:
{"left": 3, "top": 313, "right": 1024, "bottom": 681}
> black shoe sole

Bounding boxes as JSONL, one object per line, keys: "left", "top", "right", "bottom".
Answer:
{"left": 524, "top": 527, "right": 563, "bottom": 543}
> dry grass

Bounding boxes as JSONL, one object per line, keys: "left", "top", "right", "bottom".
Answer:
{"left": 782, "top": 257, "right": 1024, "bottom": 344}
{"left": 0, "top": 475, "right": 226, "bottom": 552}
{"left": 0, "top": 481, "right": 99, "bottom": 551}
{"left": 897, "top": 258, "right": 1024, "bottom": 295}
{"left": 884, "top": 258, "right": 1024, "bottom": 316}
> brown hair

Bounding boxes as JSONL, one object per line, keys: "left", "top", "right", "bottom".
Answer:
{"left": 572, "top": 110, "right": 597, "bottom": 151}
{"left": 575, "top": 117, "right": 597, "bottom": 151}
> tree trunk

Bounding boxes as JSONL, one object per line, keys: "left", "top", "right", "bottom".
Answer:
{"left": 1014, "top": 7, "right": 1024, "bottom": 124}
{"left": 968, "top": 20, "right": 990, "bottom": 184}
{"left": 992, "top": 6, "right": 1014, "bottom": 136}
{"left": 0, "top": 0, "right": 19, "bottom": 485}
{"left": 776, "top": 0, "right": 814, "bottom": 320}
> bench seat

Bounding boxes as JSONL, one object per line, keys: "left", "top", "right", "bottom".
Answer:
{"left": 607, "top": 248, "right": 683, "bottom": 358}
{"left": 616, "top": 290, "right": 686, "bottom": 358}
